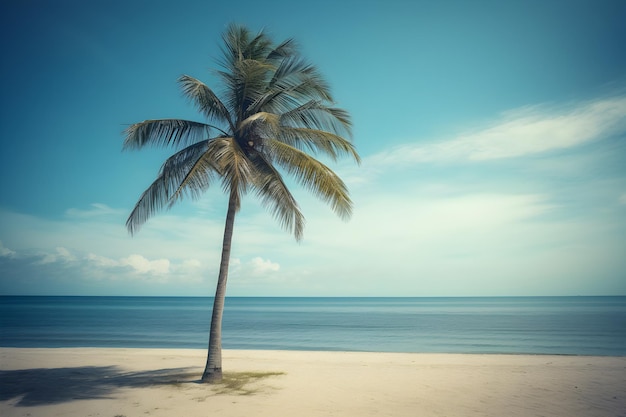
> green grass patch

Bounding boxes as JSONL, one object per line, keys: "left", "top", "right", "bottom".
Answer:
{"left": 215, "top": 371, "right": 285, "bottom": 395}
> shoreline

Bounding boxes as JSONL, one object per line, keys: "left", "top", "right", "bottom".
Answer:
{"left": 3, "top": 345, "right": 625, "bottom": 357}
{"left": 2, "top": 347, "right": 625, "bottom": 417}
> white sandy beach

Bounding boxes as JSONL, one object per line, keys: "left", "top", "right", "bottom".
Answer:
{"left": 1, "top": 348, "right": 624, "bottom": 417}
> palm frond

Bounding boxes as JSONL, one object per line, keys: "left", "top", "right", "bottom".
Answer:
{"left": 279, "top": 101, "right": 353, "bottom": 137}
{"left": 167, "top": 143, "right": 225, "bottom": 208}
{"left": 246, "top": 72, "right": 320, "bottom": 117}
{"left": 219, "top": 24, "right": 249, "bottom": 68}
{"left": 244, "top": 31, "right": 274, "bottom": 60}
{"left": 178, "top": 75, "right": 233, "bottom": 133}
{"left": 272, "top": 58, "right": 332, "bottom": 102}
{"left": 207, "top": 137, "right": 252, "bottom": 210}
{"left": 276, "top": 127, "right": 360, "bottom": 163}
{"left": 247, "top": 151, "right": 305, "bottom": 240}
{"left": 126, "top": 139, "right": 215, "bottom": 234}
{"left": 219, "top": 24, "right": 273, "bottom": 72}
{"left": 218, "top": 58, "right": 273, "bottom": 123}
{"left": 236, "top": 59, "right": 274, "bottom": 120}
{"left": 245, "top": 59, "right": 332, "bottom": 117}
{"left": 267, "top": 139, "right": 353, "bottom": 221}
{"left": 237, "top": 111, "right": 280, "bottom": 141}
{"left": 266, "top": 38, "right": 297, "bottom": 61}
{"left": 123, "top": 119, "right": 212, "bottom": 150}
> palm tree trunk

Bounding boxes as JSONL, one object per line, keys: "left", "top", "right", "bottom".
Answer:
{"left": 201, "top": 191, "right": 237, "bottom": 383}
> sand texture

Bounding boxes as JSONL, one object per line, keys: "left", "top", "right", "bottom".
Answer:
{"left": 1, "top": 348, "right": 625, "bottom": 417}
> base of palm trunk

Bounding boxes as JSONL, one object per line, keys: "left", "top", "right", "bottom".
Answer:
{"left": 201, "top": 367, "right": 223, "bottom": 383}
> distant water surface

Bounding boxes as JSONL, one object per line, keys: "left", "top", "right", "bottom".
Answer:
{"left": 1, "top": 296, "right": 625, "bottom": 355}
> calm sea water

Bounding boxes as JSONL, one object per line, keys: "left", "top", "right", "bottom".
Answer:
{"left": 1, "top": 296, "right": 625, "bottom": 355}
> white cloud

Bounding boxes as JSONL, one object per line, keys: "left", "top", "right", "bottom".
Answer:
{"left": 38, "top": 246, "right": 77, "bottom": 264}
{"left": 57, "top": 247, "right": 76, "bottom": 261}
{"left": 265, "top": 188, "right": 625, "bottom": 296}
{"left": 302, "top": 192, "right": 553, "bottom": 254}
{"left": 1, "top": 184, "right": 624, "bottom": 296}
{"left": 369, "top": 95, "right": 626, "bottom": 166}
{"left": 86, "top": 252, "right": 120, "bottom": 268}
{"left": 228, "top": 256, "right": 280, "bottom": 277}
{"left": 65, "top": 203, "right": 126, "bottom": 219}
{"left": 250, "top": 256, "right": 280, "bottom": 274}
{"left": 181, "top": 258, "right": 202, "bottom": 270}
{"left": 619, "top": 194, "right": 626, "bottom": 205}
{"left": 31, "top": 246, "right": 170, "bottom": 276}
{"left": 0, "top": 205, "right": 225, "bottom": 266}
{"left": 0, "top": 241, "right": 16, "bottom": 258}
{"left": 120, "top": 254, "right": 170, "bottom": 275}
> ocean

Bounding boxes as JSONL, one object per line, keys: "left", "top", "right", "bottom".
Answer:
{"left": 1, "top": 296, "right": 625, "bottom": 355}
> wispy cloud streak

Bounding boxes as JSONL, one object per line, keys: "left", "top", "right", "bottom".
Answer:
{"left": 370, "top": 95, "right": 626, "bottom": 166}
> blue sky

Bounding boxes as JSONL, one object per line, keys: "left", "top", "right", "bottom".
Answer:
{"left": 1, "top": 0, "right": 625, "bottom": 296}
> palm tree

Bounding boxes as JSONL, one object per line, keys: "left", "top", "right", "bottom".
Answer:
{"left": 123, "top": 24, "right": 360, "bottom": 382}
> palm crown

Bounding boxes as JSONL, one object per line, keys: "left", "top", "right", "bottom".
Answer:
{"left": 123, "top": 24, "right": 360, "bottom": 239}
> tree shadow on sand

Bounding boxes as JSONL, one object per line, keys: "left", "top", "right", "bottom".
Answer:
{"left": 0, "top": 366, "right": 198, "bottom": 406}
